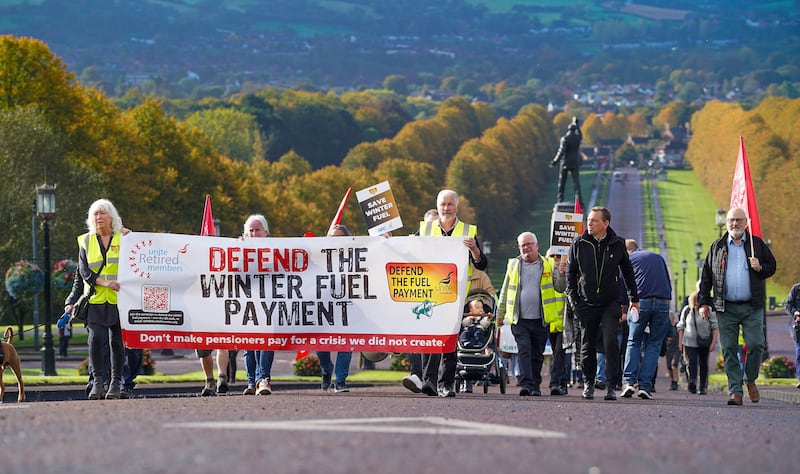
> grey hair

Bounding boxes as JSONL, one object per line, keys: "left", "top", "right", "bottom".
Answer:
{"left": 437, "top": 189, "right": 459, "bottom": 206}
{"left": 86, "top": 199, "right": 123, "bottom": 234}
{"left": 243, "top": 214, "right": 269, "bottom": 235}
{"left": 328, "top": 224, "right": 352, "bottom": 236}
{"left": 517, "top": 231, "right": 537, "bottom": 244}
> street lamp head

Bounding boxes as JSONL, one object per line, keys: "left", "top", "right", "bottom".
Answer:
{"left": 681, "top": 259, "right": 688, "bottom": 271}
{"left": 483, "top": 240, "right": 492, "bottom": 256}
{"left": 694, "top": 241, "right": 703, "bottom": 256}
{"left": 715, "top": 208, "right": 727, "bottom": 227}
{"left": 35, "top": 184, "right": 57, "bottom": 220}
{"left": 213, "top": 218, "right": 221, "bottom": 237}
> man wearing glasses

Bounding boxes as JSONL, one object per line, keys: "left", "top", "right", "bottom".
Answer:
{"left": 698, "top": 207, "right": 776, "bottom": 406}
{"left": 565, "top": 207, "right": 639, "bottom": 401}
{"left": 497, "top": 233, "right": 566, "bottom": 396}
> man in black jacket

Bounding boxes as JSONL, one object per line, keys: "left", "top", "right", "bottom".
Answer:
{"left": 566, "top": 207, "right": 639, "bottom": 401}
{"left": 698, "top": 207, "right": 776, "bottom": 406}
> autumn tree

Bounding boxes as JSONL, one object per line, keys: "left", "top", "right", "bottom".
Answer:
{"left": 687, "top": 97, "right": 800, "bottom": 285}
{"left": 185, "top": 108, "right": 265, "bottom": 162}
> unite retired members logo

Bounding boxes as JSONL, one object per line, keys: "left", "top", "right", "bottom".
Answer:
{"left": 128, "top": 239, "right": 187, "bottom": 279}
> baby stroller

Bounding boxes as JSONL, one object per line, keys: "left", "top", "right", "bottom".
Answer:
{"left": 454, "top": 289, "right": 507, "bottom": 394}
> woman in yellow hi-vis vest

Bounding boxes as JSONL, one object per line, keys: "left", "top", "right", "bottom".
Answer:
{"left": 77, "top": 199, "right": 125, "bottom": 400}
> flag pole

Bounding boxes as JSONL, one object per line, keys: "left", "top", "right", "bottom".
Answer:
{"left": 328, "top": 187, "right": 352, "bottom": 235}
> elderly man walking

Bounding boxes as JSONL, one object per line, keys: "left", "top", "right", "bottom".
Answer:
{"left": 404, "top": 189, "right": 488, "bottom": 398}
{"left": 497, "top": 233, "right": 566, "bottom": 396}
{"left": 698, "top": 207, "right": 776, "bottom": 406}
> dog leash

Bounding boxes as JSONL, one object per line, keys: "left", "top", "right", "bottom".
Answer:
{"left": 1, "top": 323, "right": 63, "bottom": 342}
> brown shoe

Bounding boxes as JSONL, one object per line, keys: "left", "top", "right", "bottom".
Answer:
{"left": 746, "top": 383, "right": 760, "bottom": 403}
{"left": 727, "top": 393, "right": 743, "bottom": 406}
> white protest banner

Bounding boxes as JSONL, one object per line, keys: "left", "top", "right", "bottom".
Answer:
{"left": 355, "top": 180, "right": 403, "bottom": 236}
{"left": 118, "top": 232, "right": 468, "bottom": 353}
{"left": 549, "top": 211, "right": 583, "bottom": 255}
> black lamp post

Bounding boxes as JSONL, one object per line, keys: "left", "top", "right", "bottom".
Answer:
{"left": 36, "top": 184, "right": 57, "bottom": 376}
{"left": 680, "top": 259, "right": 688, "bottom": 307}
{"left": 673, "top": 272, "right": 679, "bottom": 312}
{"left": 715, "top": 208, "right": 727, "bottom": 237}
{"left": 213, "top": 218, "right": 221, "bottom": 236}
{"left": 694, "top": 241, "right": 703, "bottom": 282}
{"left": 31, "top": 199, "right": 40, "bottom": 350}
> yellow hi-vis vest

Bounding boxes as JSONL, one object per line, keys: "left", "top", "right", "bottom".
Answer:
{"left": 419, "top": 220, "right": 478, "bottom": 292}
{"left": 547, "top": 256, "right": 565, "bottom": 333}
{"left": 77, "top": 232, "right": 121, "bottom": 305}
{"left": 500, "top": 256, "right": 560, "bottom": 327}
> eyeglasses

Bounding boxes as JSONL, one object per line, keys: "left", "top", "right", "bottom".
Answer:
{"left": 726, "top": 218, "right": 746, "bottom": 223}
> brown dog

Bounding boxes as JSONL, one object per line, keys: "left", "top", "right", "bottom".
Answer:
{"left": 1, "top": 326, "right": 25, "bottom": 402}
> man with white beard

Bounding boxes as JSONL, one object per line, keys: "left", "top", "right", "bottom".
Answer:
{"left": 698, "top": 207, "right": 776, "bottom": 406}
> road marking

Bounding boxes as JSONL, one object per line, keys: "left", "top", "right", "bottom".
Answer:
{"left": 165, "top": 416, "right": 566, "bottom": 438}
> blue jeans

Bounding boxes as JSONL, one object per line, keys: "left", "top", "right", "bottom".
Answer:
{"left": 622, "top": 299, "right": 670, "bottom": 390}
{"left": 244, "top": 350, "right": 275, "bottom": 386}
{"left": 121, "top": 348, "right": 142, "bottom": 390}
{"left": 317, "top": 351, "right": 352, "bottom": 383}
{"left": 793, "top": 326, "right": 800, "bottom": 383}
{"left": 596, "top": 333, "right": 623, "bottom": 383}
{"left": 789, "top": 325, "right": 800, "bottom": 381}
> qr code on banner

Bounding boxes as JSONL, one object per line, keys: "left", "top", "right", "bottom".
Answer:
{"left": 142, "top": 285, "right": 170, "bottom": 313}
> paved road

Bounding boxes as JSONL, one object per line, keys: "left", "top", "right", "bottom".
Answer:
{"left": 4, "top": 374, "right": 799, "bottom": 474}
{"left": 606, "top": 166, "right": 644, "bottom": 246}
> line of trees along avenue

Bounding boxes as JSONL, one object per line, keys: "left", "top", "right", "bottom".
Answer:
{"left": 1, "top": 36, "right": 798, "bottom": 324}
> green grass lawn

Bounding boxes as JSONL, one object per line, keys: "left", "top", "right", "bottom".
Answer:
{"left": 656, "top": 170, "right": 788, "bottom": 301}
{"left": 3, "top": 365, "right": 408, "bottom": 387}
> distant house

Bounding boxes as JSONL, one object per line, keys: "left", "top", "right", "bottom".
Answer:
{"left": 655, "top": 122, "right": 691, "bottom": 168}
{"left": 124, "top": 73, "right": 153, "bottom": 86}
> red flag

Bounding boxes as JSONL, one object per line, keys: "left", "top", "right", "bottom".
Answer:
{"left": 200, "top": 194, "right": 216, "bottom": 236}
{"left": 328, "top": 187, "right": 352, "bottom": 234}
{"left": 295, "top": 350, "right": 309, "bottom": 360}
{"left": 729, "top": 136, "right": 761, "bottom": 238}
{"left": 574, "top": 196, "right": 582, "bottom": 214}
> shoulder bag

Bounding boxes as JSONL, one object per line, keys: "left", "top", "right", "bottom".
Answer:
{"left": 691, "top": 307, "right": 712, "bottom": 347}
{"left": 71, "top": 261, "right": 105, "bottom": 324}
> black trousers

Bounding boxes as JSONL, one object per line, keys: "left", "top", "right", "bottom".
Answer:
{"left": 511, "top": 318, "right": 549, "bottom": 390}
{"left": 549, "top": 331, "right": 568, "bottom": 390}
{"left": 409, "top": 351, "right": 457, "bottom": 389}
{"left": 88, "top": 322, "right": 124, "bottom": 384}
{"left": 684, "top": 345, "right": 711, "bottom": 390}
{"left": 576, "top": 302, "right": 622, "bottom": 387}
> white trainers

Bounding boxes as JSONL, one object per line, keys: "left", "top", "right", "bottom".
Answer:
{"left": 637, "top": 388, "right": 653, "bottom": 400}
{"left": 256, "top": 379, "right": 272, "bottom": 396}
{"left": 402, "top": 374, "right": 423, "bottom": 393}
{"left": 621, "top": 384, "right": 636, "bottom": 398}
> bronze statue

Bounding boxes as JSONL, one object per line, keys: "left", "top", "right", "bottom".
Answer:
{"left": 550, "top": 117, "right": 583, "bottom": 208}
